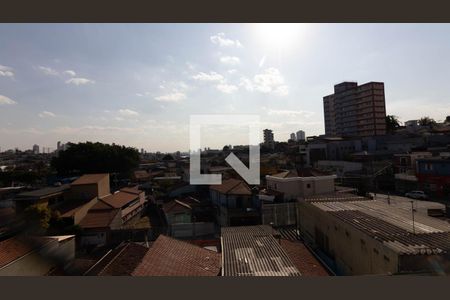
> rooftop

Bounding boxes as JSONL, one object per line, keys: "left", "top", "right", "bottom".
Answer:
{"left": 79, "top": 209, "right": 120, "bottom": 229}
{"left": 309, "top": 198, "right": 450, "bottom": 255}
{"left": 85, "top": 243, "right": 149, "bottom": 276}
{"left": 132, "top": 235, "right": 220, "bottom": 276}
{"left": 0, "top": 236, "right": 51, "bottom": 268}
{"left": 209, "top": 178, "right": 251, "bottom": 196}
{"left": 101, "top": 192, "right": 139, "bottom": 209}
{"left": 71, "top": 174, "right": 109, "bottom": 185}
{"left": 221, "top": 225, "right": 301, "bottom": 276}
{"left": 16, "top": 184, "right": 70, "bottom": 200}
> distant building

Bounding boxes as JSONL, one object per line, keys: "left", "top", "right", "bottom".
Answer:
{"left": 296, "top": 130, "right": 305, "bottom": 141}
{"left": 263, "top": 129, "right": 275, "bottom": 149}
{"left": 323, "top": 81, "right": 386, "bottom": 137}
{"left": 32, "top": 144, "right": 39, "bottom": 154}
{"left": 290, "top": 133, "right": 296, "bottom": 141}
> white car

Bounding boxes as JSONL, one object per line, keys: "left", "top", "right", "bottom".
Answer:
{"left": 405, "top": 191, "right": 428, "bottom": 200}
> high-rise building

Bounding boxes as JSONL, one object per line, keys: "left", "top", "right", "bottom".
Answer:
{"left": 263, "top": 129, "right": 275, "bottom": 149}
{"left": 32, "top": 144, "right": 39, "bottom": 154}
{"left": 323, "top": 81, "right": 386, "bottom": 137}
{"left": 296, "top": 130, "right": 305, "bottom": 141}
{"left": 290, "top": 133, "right": 296, "bottom": 141}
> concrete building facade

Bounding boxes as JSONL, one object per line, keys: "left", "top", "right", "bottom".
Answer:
{"left": 323, "top": 81, "right": 387, "bottom": 137}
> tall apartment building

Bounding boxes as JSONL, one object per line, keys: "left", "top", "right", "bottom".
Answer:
{"left": 263, "top": 129, "right": 275, "bottom": 149}
{"left": 323, "top": 81, "right": 387, "bottom": 137}
{"left": 290, "top": 133, "right": 296, "bottom": 141}
{"left": 296, "top": 130, "right": 305, "bottom": 141}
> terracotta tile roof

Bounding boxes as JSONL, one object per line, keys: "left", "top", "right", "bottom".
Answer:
{"left": 120, "top": 187, "right": 142, "bottom": 195}
{"left": 280, "top": 239, "right": 330, "bottom": 276}
{"left": 72, "top": 174, "right": 109, "bottom": 185}
{"left": 0, "top": 236, "right": 50, "bottom": 268}
{"left": 162, "top": 197, "right": 200, "bottom": 214}
{"left": 132, "top": 235, "right": 221, "bottom": 276}
{"left": 209, "top": 178, "right": 251, "bottom": 196}
{"left": 101, "top": 192, "right": 138, "bottom": 209}
{"left": 58, "top": 198, "right": 96, "bottom": 218}
{"left": 85, "top": 243, "right": 149, "bottom": 276}
{"left": 79, "top": 209, "right": 120, "bottom": 229}
{"left": 91, "top": 200, "right": 114, "bottom": 210}
{"left": 272, "top": 168, "right": 329, "bottom": 178}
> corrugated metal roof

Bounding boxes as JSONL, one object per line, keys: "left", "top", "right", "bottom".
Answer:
{"left": 221, "top": 225, "right": 301, "bottom": 276}
{"left": 328, "top": 210, "right": 450, "bottom": 255}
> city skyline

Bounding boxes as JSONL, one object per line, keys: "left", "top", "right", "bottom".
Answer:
{"left": 2, "top": 24, "right": 450, "bottom": 152}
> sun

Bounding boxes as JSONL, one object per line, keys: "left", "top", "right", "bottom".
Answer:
{"left": 253, "top": 23, "right": 306, "bottom": 51}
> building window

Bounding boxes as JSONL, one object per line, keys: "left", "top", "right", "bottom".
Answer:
{"left": 373, "top": 248, "right": 379, "bottom": 254}
{"left": 384, "top": 255, "right": 390, "bottom": 262}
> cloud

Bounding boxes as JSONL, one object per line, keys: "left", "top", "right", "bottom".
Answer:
{"left": 0, "top": 65, "right": 14, "bottom": 77}
{"left": 210, "top": 33, "right": 243, "bottom": 48}
{"left": 39, "top": 111, "right": 56, "bottom": 118}
{"left": 155, "top": 92, "right": 186, "bottom": 102}
{"left": 216, "top": 83, "right": 238, "bottom": 94}
{"left": 63, "top": 70, "right": 76, "bottom": 77}
{"left": 118, "top": 109, "right": 139, "bottom": 116}
{"left": 240, "top": 68, "right": 289, "bottom": 96}
{"left": 227, "top": 69, "right": 237, "bottom": 74}
{"left": 0, "top": 95, "right": 17, "bottom": 105}
{"left": 220, "top": 56, "right": 240, "bottom": 66}
{"left": 264, "top": 108, "right": 315, "bottom": 118}
{"left": 192, "top": 71, "right": 224, "bottom": 82}
{"left": 37, "top": 66, "right": 59, "bottom": 76}
{"left": 65, "top": 77, "right": 95, "bottom": 85}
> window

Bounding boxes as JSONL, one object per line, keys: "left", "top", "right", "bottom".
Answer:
{"left": 373, "top": 248, "right": 379, "bottom": 254}
{"left": 306, "top": 183, "right": 311, "bottom": 188}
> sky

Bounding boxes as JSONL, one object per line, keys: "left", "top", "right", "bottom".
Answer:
{"left": 1, "top": 23, "right": 450, "bottom": 152}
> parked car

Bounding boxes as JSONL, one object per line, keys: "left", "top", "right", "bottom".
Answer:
{"left": 405, "top": 190, "right": 428, "bottom": 200}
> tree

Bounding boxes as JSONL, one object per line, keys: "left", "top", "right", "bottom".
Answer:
{"left": 24, "top": 204, "right": 51, "bottom": 234}
{"left": 51, "top": 142, "right": 140, "bottom": 176}
{"left": 418, "top": 116, "right": 437, "bottom": 127}
{"left": 385, "top": 115, "right": 401, "bottom": 133}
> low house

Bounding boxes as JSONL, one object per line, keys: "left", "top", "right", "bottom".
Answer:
{"left": 14, "top": 185, "right": 70, "bottom": 212}
{"left": 266, "top": 169, "right": 336, "bottom": 201}
{"left": 162, "top": 197, "right": 215, "bottom": 238}
{"left": 0, "top": 235, "right": 75, "bottom": 276}
{"left": 209, "top": 178, "right": 260, "bottom": 226}
{"left": 78, "top": 187, "right": 147, "bottom": 247}
{"left": 132, "top": 235, "right": 221, "bottom": 276}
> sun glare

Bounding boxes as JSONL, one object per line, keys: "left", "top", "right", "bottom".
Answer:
{"left": 254, "top": 23, "right": 306, "bottom": 50}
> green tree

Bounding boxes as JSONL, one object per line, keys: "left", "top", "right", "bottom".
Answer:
{"left": 51, "top": 142, "right": 140, "bottom": 176}
{"left": 385, "top": 115, "right": 401, "bottom": 133}
{"left": 418, "top": 116, "right": 437, "bottom": 127}
{"left": 24, "top": 204, "right": 52, "bottom": 234}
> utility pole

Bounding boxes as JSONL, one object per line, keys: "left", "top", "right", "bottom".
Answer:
{"left": 411, "top": 200, "right": 416, "bottom": 234}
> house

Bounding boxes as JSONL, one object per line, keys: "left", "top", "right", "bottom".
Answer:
{"left": 132, "top": 235, "right": 221, "bottom": 276}
{"left": 133, "top": 170, "right": 151, "bottom": 183}
{"left": 416, "top": 157, "right": 450, "bottom": 197}
{"left": 162, "top": 197, "right": 215, "bottom": 238}
{"left": 266, "top": 169, "right": 336, "bottom": 201}
{"left": 67, "top": 173, "right": 110, "bottom": 201}
{"left": 78, "top": 187, "right": 147, "bottom": 246}
{"left": 0, "top": 235, "right": 75, "bottom": 276}
{"left": 298, "top": 194, "right": 450, "bottom": 275}
{"left": 209, "top": 178, "right": 260, "bottom": 226}
{"left": 14, "top": 185, "right": 70, "bottom": 212}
